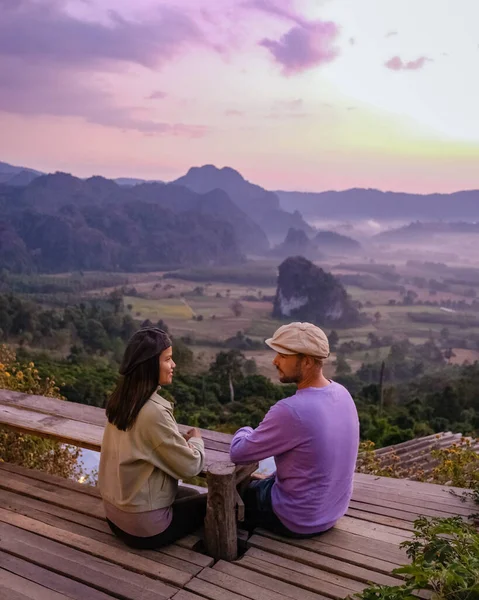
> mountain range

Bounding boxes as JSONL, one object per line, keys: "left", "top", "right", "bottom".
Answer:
{"left": 277, "top": 188, "right": 479, "bottom": 221}
{"left": 2, "top": 158, "right": 479, "bottom": 274}
{"left": 0, "top": 162, "right": 316, "bottom": 273}
{"left": 4, "top": 160, "right": 479, "bottom": 223}
{"left": 375, "top": 221, "right": 479, "bottom": 243}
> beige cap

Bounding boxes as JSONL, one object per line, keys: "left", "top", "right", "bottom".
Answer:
{"left": 265, "top": 322, "right": 330, "bottom": 359}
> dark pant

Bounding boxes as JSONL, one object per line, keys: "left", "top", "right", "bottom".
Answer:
{"left": 107, "top": 487, "right": 207, "bottom": 550}
{"left": 243, "top": 477, "right": 329, "bottom": 539}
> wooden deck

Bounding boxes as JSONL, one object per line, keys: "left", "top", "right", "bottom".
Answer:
{"left": 1, "top": 462, "right": 476, "bottom": 600}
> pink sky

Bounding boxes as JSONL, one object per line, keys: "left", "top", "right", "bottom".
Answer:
{"left": 1, "top": 0, "right": 478, "bottom": 193}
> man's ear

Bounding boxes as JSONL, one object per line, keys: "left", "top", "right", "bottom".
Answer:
{"left": 303, "top": 355, "right": 313, "bottom": 368}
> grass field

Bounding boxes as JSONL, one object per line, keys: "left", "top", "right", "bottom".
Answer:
{"left": 125, "top": 296, "right": 194, "bottom": 320}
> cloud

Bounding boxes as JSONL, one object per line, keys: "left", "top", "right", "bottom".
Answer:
{"left": 385, "top": 56, "right": 430, "bottom": 70}
{"left": 148, "top": 90, "right": 167, "bottom": 100}
{"left": 224, "top": 109, "right": 244, "bottom": 116}
{"left": 244, "top": 0, "right": 304, "bottom": 26}
{"left": 0, "top": 0, "right": 206, "bottom": 70}
{"left": 0, "top": 1, "right": 212, "bottom": 136}
{"left": 0, "top": 57, "right": 209, "bottom": 137}
{"left": 260, "top": 20, "right": 339, "bottom": 75}
{"left": 385, "top": 31, "right": 398, "bottom": 38}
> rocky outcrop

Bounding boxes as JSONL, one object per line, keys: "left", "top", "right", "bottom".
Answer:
{"left": 272, "top": 256, "right": 360, "bottom": 326}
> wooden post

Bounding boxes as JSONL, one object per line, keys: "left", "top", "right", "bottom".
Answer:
{"left": 204, "top": 461, "right": 237, "bottom": 561}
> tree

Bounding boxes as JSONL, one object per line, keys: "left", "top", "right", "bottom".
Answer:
{"left": 0, "top": 344, "right": 86, "bottom": 481}
{"left": 230, "top": 300, "right": 244, "bottom": 318}
{"left": 156, "top": 319, "right": 169, "bottom": 333}
{"left": 440, "top": 327, "right": 450, "bottom": 341}
{"left": 403, "top": 290, "right": 418, "bottom": 306}
{"left": 209, "top": 350, "right": 245, "bottom": 403}
{"left": 444, "top": 348, "right": 456, "bottom": 362}
{"left": 334, "top": 354, "right": 351, "bottom": 375}
{"left": 329, "top": 330, "right": 339, "bottom": 352}
{"left": 108, "top": 289, "right": 124, "bottom": 314}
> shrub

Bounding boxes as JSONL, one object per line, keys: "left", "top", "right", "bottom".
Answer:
{"left": 0, "top": 344, "right": 88, "bottom": 481}
{"left": 351, "top": 516, "right": 479, "bottom": 600}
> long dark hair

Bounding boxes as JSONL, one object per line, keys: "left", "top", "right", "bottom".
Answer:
{"left": 106, "top": 354, "right": 160, "bottom": 431}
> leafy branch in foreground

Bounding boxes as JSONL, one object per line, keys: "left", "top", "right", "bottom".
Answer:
{"left": 352, "top": 516, "right": 479, "bottom": 600}
{"left": 0, "top": 344, "right": 92, "bottom": 482}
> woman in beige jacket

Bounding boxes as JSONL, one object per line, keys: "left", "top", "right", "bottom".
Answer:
{"left": 99, "top": 327, "right": 206, "bottom": 549}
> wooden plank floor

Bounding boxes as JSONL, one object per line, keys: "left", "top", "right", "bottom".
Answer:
{"left": 0, "top": 462, "right": 213, "bottom": 599}
{"left": 0, "top": 462, "right": 476, "bottom": 600}
{"left": 184, "top": 474, "right": 476, "bottom": 600}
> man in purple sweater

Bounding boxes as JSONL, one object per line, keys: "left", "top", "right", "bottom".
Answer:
{"left": 230, "top": 322, "right": 359, "bottom": 537}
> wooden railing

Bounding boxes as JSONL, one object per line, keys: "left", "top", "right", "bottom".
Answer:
{"left": 0, "top": 389, "right": 257, "bottom": 561}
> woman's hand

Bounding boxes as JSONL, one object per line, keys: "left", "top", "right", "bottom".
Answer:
{"left": 251, "top": 471, "right": 272, "bottom": 480}
{"left": 184, "top": 427, "right": 202, "bottom": 441}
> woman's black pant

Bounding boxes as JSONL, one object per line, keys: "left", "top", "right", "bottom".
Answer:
{"left": 106, "top": 487, "right": 207, "bottom": 550}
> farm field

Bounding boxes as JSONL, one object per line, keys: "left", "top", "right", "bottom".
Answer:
{"left": 21, "top": 256, "right": 479, "bottom": 380}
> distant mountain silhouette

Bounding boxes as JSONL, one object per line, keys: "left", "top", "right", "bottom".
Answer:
{"left": 0, "top": 161, "right": 43, "bottom": 186}
{"left": 0, "top": 173, "right": 252, "bottom": 273}
{"left": 174, "top": 165, "right": 313, "bottom": 242}
{"left": 272, "top": 228, "right": 360, "bottom": 260}
{"left": 313, "top": 230, "right": 362, "bottom": 253}
{"left": 277, "top": 188, "right": 479, "bottom": 220}
{"left": 271, "top": 228, "right": 322, "bottom": 260}
{"left": 4, "top": 158, "right": 479, "bottom": 227}
{"left": 375, "top": 221, "right": 479, "bottom": 243}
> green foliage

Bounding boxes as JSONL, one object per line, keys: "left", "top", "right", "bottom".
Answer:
{"left": 429, "top": 439, "right": 479, "bottom": 488}
{"left": 1, "top": 272, "right": 129, "bottom": 295}
{"left": 0, "top": 290, "right": 136, "bottom": 354}
{"left": 0, "top": 345, "right": 89, "bottom": 481}
{"left": 352, "top": 517, "right": 479, "bottom": 600}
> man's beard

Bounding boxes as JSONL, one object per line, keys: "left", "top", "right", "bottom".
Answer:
{"left": 278, "top": 367, "right": 302, "bottom": 384}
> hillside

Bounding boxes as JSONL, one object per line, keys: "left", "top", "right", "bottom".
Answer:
{"left": 271, "top": 228, "right": 322, "bottom": 260}
{"left": 271, "top": 228, "right": 361, "bottom": 260}
{"left": 0, "top": 161, "right": 43, "bottom": 186}
{"left": 314, "top": 230, "right": 362, "bottom": 253}
{"left": 0, "top": 174, "right": 253, "bottom": 272}
{"left": 174, "top": 165, "right": 313, "bottom": 242}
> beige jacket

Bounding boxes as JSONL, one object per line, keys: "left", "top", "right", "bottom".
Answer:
{"left": 99, "top": 391, "right": 205, "bottom": 512}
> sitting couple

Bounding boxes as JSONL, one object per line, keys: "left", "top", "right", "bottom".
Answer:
{"left": 99, "top": 323, "right": 359, "bottom": 549}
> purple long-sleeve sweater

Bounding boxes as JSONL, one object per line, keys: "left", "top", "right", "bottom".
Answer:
{"left": 230, "top": 382, "right": 360, "bottom": 534}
